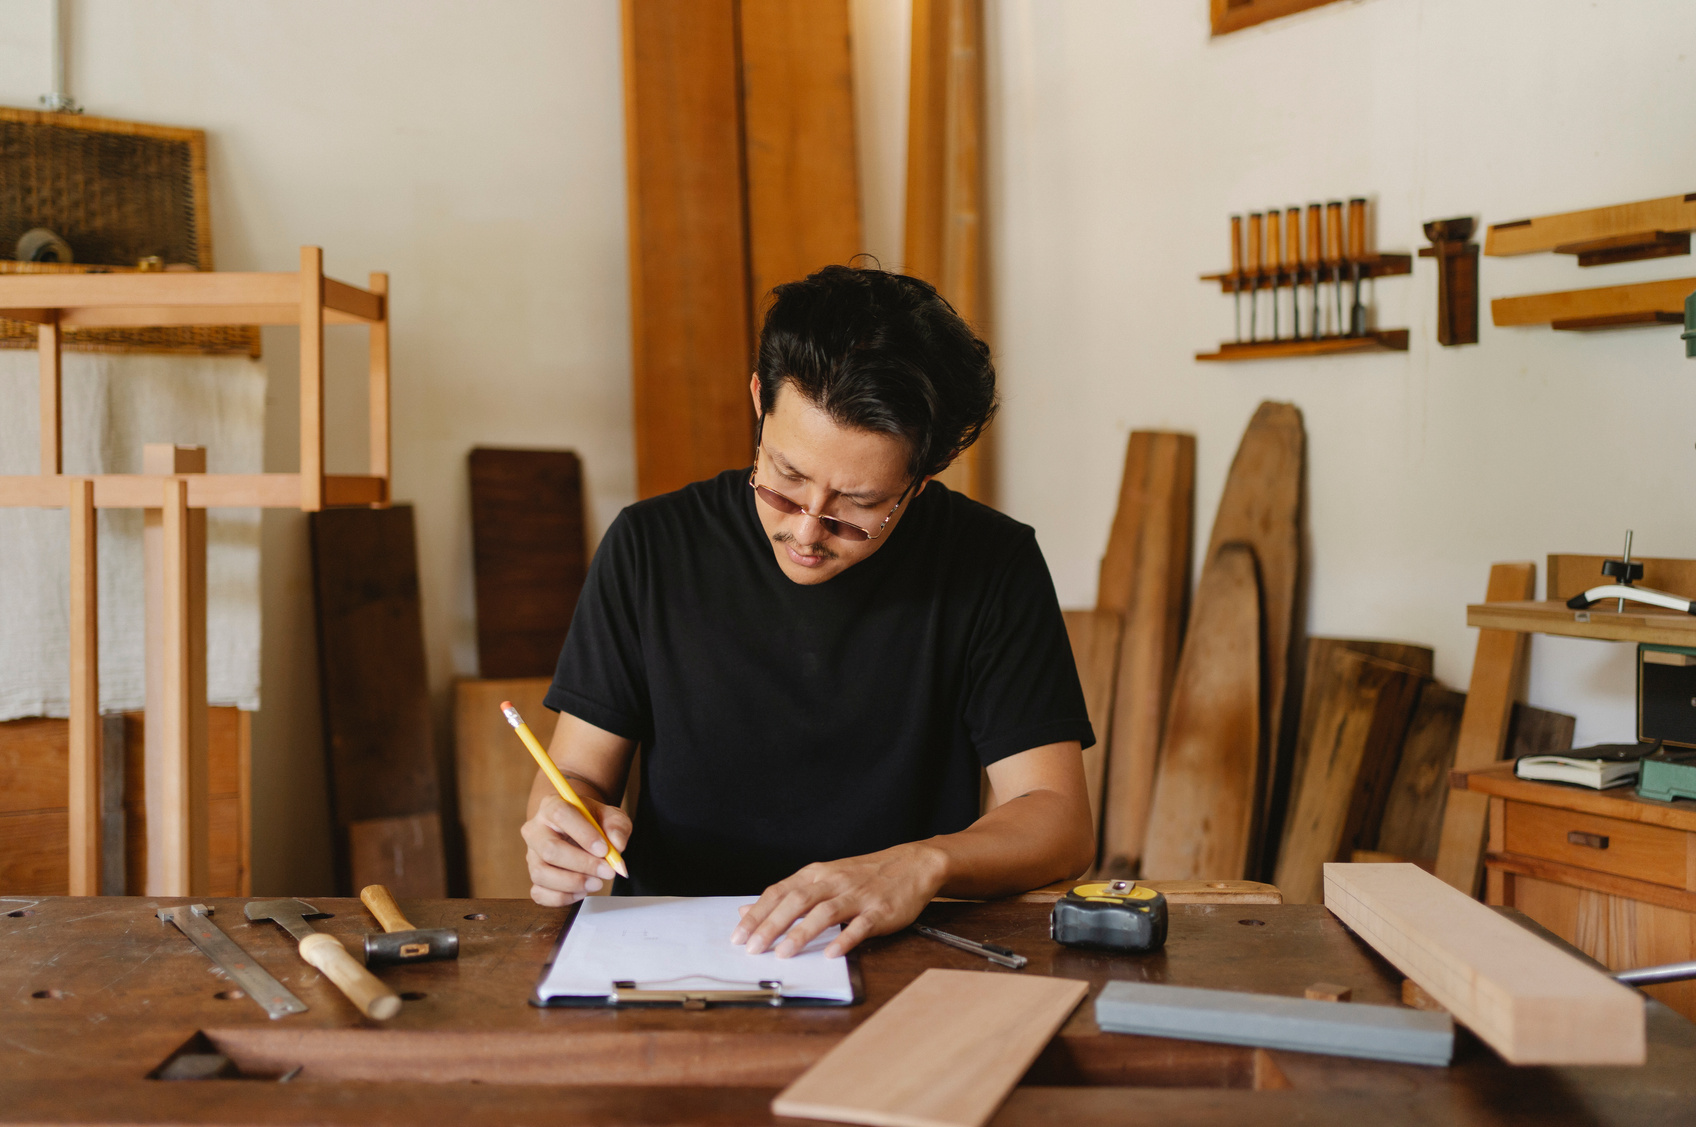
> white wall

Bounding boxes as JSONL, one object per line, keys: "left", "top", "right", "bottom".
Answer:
{"left": 0, "top": 0, "right": 633, "bottom": 893}
{"left": 988, "top": 0, "right": 1696, "bottom": 746}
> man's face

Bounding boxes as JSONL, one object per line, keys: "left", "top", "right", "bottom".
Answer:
{"left": 749, "top": 377, "right": 924, "bottom": 586}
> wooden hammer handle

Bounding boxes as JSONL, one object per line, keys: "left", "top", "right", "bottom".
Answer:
{"left": 299, "top": 933, "right": 401, "bottom": 1021}
{"left": 360, "top": 884, "right": 414, "bottom": 934}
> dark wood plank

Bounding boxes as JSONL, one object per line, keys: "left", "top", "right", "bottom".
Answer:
{"left": 468, "top": 448, "right": 587, "bottom": 680}
{"left": 1374, "top": 683, "right": 1466, "bottom": 861}
{"left": 1505, "top": 702, "right": 1576, "bottom": 759}
{"left": 623, "top": 0, "right": 754, "bottom": 499}
{"left": 310, "top": 505, "right": 445, "bottom": 895}
{"left": 1142, "top": 544, "right": 1260, "bottom": 880}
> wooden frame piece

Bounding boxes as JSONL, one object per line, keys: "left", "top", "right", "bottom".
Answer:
{"left": 1491, "top": 276, "right": 1696, "bottom": 332}
{"left": 1418, "top": 218, "right": 1479, "bottom": 347}
{"left": 1485, "top": 193, "right": 1696, "bottom": 262}
{"left": 38, "top": 318, "right": 61, "bottom": 474}
{"left": 1210, "top": 0, "right": 1346, "bottom": 36}
{"left": 66, "top": 478, "right": 99, "bottom": 896}
{"left": 1324, "top": 862, "right": 1644, "bottom": 1065}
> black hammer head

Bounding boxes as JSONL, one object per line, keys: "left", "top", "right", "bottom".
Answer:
{"left": 364, "top": 926, "right": 459, "bottom": 967}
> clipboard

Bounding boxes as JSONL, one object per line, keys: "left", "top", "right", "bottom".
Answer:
{"left": 529, "top": 898, "right": 865, "bottom": 1009}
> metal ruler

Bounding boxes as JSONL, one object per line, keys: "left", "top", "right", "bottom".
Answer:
{"left": 158, "top": 903, "right": 307, "bottom": 1020}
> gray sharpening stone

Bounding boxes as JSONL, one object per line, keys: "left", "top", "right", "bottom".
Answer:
{"left": 1095, "top": 980, "right": 1453, "bottom": 1066}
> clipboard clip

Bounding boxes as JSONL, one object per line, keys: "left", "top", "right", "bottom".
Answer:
{"left": 609, "top": 977, "right": 785, "bottom": 1009}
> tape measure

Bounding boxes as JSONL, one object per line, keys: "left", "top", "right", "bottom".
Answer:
{"left": 1049, "top": 880, "right": 1167, "bottom": 953}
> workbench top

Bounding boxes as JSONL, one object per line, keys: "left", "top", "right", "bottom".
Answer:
{"left": 2, "top": 893, "right": 1692, "bottom": 1125}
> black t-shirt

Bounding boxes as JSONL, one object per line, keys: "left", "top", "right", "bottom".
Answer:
{"left": 545, "top": 467, "right": 1094, "bottom": 895}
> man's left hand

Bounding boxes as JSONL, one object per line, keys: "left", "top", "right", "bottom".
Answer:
{"left": 730, "top": 842, "right": 950, "bottom": 959}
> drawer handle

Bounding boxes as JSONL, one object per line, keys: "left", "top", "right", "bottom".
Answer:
{"left": 1567, "top": 830, "right": 1609, "bottom": 850}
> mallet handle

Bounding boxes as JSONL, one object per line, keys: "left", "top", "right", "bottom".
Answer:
{"left": 360, "top": 884, "right": 414, "bottom": 934}
{"left": 299, "top": 933, "right": 401, "bottom": 1021}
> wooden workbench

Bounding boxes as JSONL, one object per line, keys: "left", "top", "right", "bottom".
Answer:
{"left": 2, "top": 893, "right": 1692, "bottom": 1125}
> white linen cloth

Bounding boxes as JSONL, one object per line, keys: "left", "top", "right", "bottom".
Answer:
{"left": 0, "top": 349, "right": 265, "bottom": 719}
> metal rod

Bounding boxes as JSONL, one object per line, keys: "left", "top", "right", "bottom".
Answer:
{"left": 1615, "top": 959, "right": 1696, "bottom": 987}
{"left": 913, "top": 925, "right": 1027, "bottom": 970}
{"left": 1620, "top": 530, "right": 1634, "bottom": 614}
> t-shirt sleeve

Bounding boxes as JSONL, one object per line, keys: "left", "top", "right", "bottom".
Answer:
{"left": 544, "top": 509, "right": 651, "bottom": 742}
{"left": 963, "top": 530, "right": 1096, "bottom": 767}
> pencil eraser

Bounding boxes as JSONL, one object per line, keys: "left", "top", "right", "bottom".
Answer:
{"left": 500, "top": 701, "right": 513, "bottom": 711}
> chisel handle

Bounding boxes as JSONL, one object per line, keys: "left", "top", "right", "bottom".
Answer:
{"left": 299, "top": 933, "right": 401, "bottom": 1021}
{"left": 1285, "top": 207, "right": 1303, "bottom": 276}
{"left": 1229, "top": 215, "right": 1243, "bottom": 278}
{"left": 1246, "top": 212, "right": 1263, "bottom": 276}
{"left": 1347, "top": 198, "right": 1367, "bottom": 264}
{"left": 360, "top": 884, "right": 415, "bottom": 934}
{"left": 1324, "top": 201, "right": 1343, "bottom": 266}
{"left": 1265, "top": 209, "right": 1282, "bottom": 277}
{"left": 1305, "top": 203, "right": 1322, "bottom": 268}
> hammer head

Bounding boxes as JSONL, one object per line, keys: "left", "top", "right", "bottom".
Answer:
{"left": 364, "top": 926, "right": 459, "bottom": 967}
{"left": 244, "top": 899, "right": 328, "bottom": 942}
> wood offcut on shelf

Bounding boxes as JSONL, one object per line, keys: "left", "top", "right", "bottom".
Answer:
{"left": 1486, "top": 193, "right": 1696, "bottom": 265}
{"left": 1491, "top": 276, "right": 1696, "bottom": 332}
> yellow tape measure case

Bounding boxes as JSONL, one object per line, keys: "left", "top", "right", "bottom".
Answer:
{"left": 1050, "top": 881, "right": 1167, "bottom": 953}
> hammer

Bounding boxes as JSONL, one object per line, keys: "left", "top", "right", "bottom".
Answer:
{"left": 360, "top": 884, "right": 459, "bottom": 967}
{"left": 244, "top": 898, "right": 401, "bottom": 1021}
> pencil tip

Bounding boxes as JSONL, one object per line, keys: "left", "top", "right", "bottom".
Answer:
{"left": 612, "top": 859, "right": 630, "bottom": 879}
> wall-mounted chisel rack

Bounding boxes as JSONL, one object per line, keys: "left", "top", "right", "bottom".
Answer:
{"left": 1487, "top": 193, "right": 1696, "bottom": 331}
{"left": 1197, "top": 199, "right": 1411, "bottom": 362}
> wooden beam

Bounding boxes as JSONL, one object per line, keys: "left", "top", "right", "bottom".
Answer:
{"left": 299, "top": 247, "right": 326, "bottom": 512}
{"left": 66, "top": 478, "right": 99, "bottom": 896}
{"left": 0, "top": 269, "right": 376, "bottom": 311}
{"left": 623, "top": 0, "right": 754, "bottom": 499}
{"left": 41, "top": 303, "right": 364, "bottom": 328}
{"left": 1323, "top": 862, "right": 1644, "bottom": 1065}
{"left": 738, "top": 0, "right": 861, "bottom": 310}
{"left": 367, "top": 273, "right": 391, "bottom": 494}
{"left": 1492, "top": 277, "right": 1696, "bottom": 327}
{"left": 38, "top": 317, "right": 62, "bottom": 475}
{"left": 323, "top": 277, "right": 383, "bottom": 323}
{"left": 1435, "top": 562, "right": 1536, "bottom": 896}
{"left": 1486, "top": 193, "right": 1696, "bottom": 257}
{"left": 0, "top": 472, "right": 384, "bottom": 510}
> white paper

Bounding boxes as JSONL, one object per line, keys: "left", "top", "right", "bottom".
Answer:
{"left": 537, "top": 896, "right": 853, "bottom": 1002}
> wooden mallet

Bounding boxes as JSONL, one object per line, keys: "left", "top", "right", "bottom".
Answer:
{"left": 360, "top": 884, "right": 460, "bottom": 968}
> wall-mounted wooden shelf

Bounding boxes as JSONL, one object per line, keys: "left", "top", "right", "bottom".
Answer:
{"left": 1200, "top": 254, "right": 1411, "bottom": 291}
{"left": 1196, "top": 330, "right": 1408, "bottom": 362}
{"left": 1486, "top": 193, "right": 1696, "bottom": 265}
{"left": 1466, "top": 599, "right": 1696, "bottom": 647}
{"left": 1491, "top": 276, "right": 1696, "bottom": 332}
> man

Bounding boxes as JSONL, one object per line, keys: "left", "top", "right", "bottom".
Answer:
{"left": 521, "top": 264, "right": 1094, "bottom": 960}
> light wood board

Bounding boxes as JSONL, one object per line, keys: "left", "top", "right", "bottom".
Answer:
{"left": 772, "top": 967, "right": 1087, "bottom": 1127}
{"left": 1491, "top": 276, "right": 1696, "bottom": 327}
{"left": 1096, "top": 431, "right": 1194, "bottom": 877}
{"left": 1323, "top": 862, "right": 1644, "bottom": 1065}
{"left": 1060, "top": 609, "right": 1122, "bottom": 838}
{"left": 455, "top": 677, "right": 557, "bottom": 898}
{"left": 1274, "top": 647, "right": 1423, "bottom": 904}
{"left": 1203, "top": 403, "right": 1303, "bottom": 879}
{"left": 1485, "top": 193, "right": 1696, "bottom": 257}
{"left": 1141, "top": 543, "right": 1260, "bottom": 880}
{"left": 1435, "top": 562, "right": 1535, "bottom": 895}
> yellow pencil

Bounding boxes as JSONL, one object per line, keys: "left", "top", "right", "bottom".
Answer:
{"left": 500, "top": 701, "right": 629, "bottom": 878}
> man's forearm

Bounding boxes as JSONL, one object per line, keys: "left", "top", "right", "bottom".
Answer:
{"left": 921, "top": 788, "right": 1094, "bottom": 901}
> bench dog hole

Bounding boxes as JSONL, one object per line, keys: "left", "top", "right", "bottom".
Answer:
{"left": 1238, "top": 919, "right": 1266, "bottom": 927}
{"left": 400, "top": 992, "right": 427, "bottom": 1002}
{"left": 463, "top": 913, "right": 487, "bottom": 921}
{"left": 8, "top": 909, "right": 35, "bottom": 918}
{"left": 32, "top": 989, "right": 64, "bottom": 999}
{"left": 216, "top": 989, "right": 247, "bottom": 1001}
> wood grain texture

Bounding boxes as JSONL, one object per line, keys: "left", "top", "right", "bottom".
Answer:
{"left": 1275, "top": 648, "right": 1423, "bottom": 905}
{"left": 1461, "top": 762, "right": 1696, "bottom": 833}
{"left": 906, "top": 0, "right": 987, "bottom": 500}
{"left": 298, "top": 246, "right": 325, "bottom": 512}
{"left": 1491, "top": 276, "right": 1696, "bottom": 327}
{"left": 1061, "top": 609, "right": 1122, "bottom": 839}
{"left": 1096, "top": 431, "right": 1194, "bottom": 877}
{"left": 454, "top": 677, "right": 556, "bottom": 898}
{"left": 1324, "top": 862, "right": 1645, "bottom": 1064}
{"left": 310, "top": 505, "right": 445, "bottom": 895}
{"left": 1141, "top": 544, "right": 1260, "bottom": 880}
{"left": 1504, "top": 802, "right": 1687, "bottom": 888}
{"left": 1204, "top": 403, "right": 1303, "bottom": 880}
{"left": 623, "top": 0, "right": 754, "bottom": 499}
{"left": 468, "top": 448, "right": 587, "bottom": 680}
{"left": 1374, "top": 683, "right": 1465, "bottom": 862}
{"left": 1435, "top": 562, "right": 1535, "bottom": 896}
{"left": 1485, "top": 194, "right": 1696, "bottom": 257}
{"left": 771, "top": 967, "right": 1087, "bottom": 1127}
{"left": 739, "top": 0, "right": 861, "bottom": 312}
{"left": 67, "top": 476, "right": 99, "bottom": 894}
{"left": 347, "top": 813, "right": 446, "bottom": 900}
{"left": 1504, "top": 701, "right": 1575, "bottom": 760}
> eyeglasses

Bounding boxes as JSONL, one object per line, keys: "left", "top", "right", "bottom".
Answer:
{"left": 748, "top": 453, "right": 914, "bottom": 542}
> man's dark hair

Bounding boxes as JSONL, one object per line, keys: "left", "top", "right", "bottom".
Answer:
{"left": 756, "top": 264, "right": 997, "bottom": 482}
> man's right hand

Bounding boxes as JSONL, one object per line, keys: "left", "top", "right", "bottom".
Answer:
{"left": 522, "top": 793, "right": 633, "bottom": 906}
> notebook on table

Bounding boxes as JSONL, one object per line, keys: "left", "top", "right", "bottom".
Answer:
{"left": 532, "top": 895, "right": 860, "bottom": 1008}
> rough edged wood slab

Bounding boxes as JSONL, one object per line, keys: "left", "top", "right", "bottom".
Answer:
{"left": 1096, "top": 431, "right": 1194, "bottom": 877}
{"left": 772, "top": 967, "right": 1087, "bottom": 1127}
{"left": 1095, "top": 979, "right": 1452, "bottom": 1066}
{"left": 1274, "top": 648, "right": 1423, "bottom": 904}
{"left": 1061, "top": 609, "right": 1123, "bottom": 838}
{"left": 1375, "top": 683, "right": 1466, "bottom": 863}
{"left": 1505, "top": 701, "right": 1575, "bottom": 759}
{"left": 468, "top": 448, "right": 587, "bottom": 680}
{"left": 1141, "top": 543, "right": 1260, "bottom": 880}
{"left": 1435, "top": 562, "right": 1535, "bottom": 896}
{"left": 1323, "top": 862, "right": 1644, "bottom": 1065}
{"left": 1203, "top": 403, "right": 1303, "bottom": 879}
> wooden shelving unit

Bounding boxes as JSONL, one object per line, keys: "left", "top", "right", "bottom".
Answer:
{"left": 1196, "top": 329, "right": 1408, "bottom": 362}
{"left": 0, "top": 247, "right": 390, "bottom": 897}
{"left": 1467, "top": 599, "right": 1696, "bottom": 648}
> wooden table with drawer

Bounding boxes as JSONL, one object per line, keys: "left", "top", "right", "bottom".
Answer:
{"left": 1459, "top": 762, "right": 1696, "bottom": 1019}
